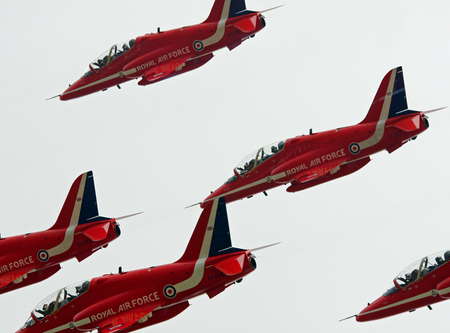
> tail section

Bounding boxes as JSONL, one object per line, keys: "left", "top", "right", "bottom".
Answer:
{"left": 178, "top": 198, "right": 242, "bottom": 262}
{"left": 361, "top": 67, "right": 419, "bottom": 124}
{"left": 49, "top": 171, "right": 109, "bottom": 230}
{"left": 204, "top": 0, "right": 255, "bottom": 23}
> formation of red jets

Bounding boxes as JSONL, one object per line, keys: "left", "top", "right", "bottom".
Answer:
{"left": 2, "top": 0, "right": 448, "bottom": 332}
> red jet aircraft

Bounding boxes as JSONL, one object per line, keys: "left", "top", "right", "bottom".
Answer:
{"left": 341, "top": 249, "right": 450, "bottom": 322}
{"left": 55, "top": 0, "right": 279, "bottom": 101}
{"left": 0, "top": 171, "right": 139, "bottom": 295}
{"left": 17, "top": 198, "right": 277, "bottom": 333}
{"left": 200, "top": 67, "right": 444, "bottom": 207}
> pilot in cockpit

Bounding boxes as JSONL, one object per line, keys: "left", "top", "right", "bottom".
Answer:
{"left": 76, "top": 281, "right": 89, "bottom": 295}
{"left": 35, "top": 304, "right": 49, "bottom": 317}
{"left": 36, "top": 301, "right": 56, "bottom": 318}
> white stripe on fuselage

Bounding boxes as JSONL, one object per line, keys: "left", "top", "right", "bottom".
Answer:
{"left": 62, "top": 1, "right": 232, "bottom": 98}
{"left": 203, "top": 171, "right": 287, "bottom": 205}
{"left": 41, "top": 200, "right": 220, "bottom": 333}
{"left": 204, "top": 70, "right": 398, "bottom": 205}
{"left": 46, "top": 174, "right": 87, "bottom": 258}
{"left": 358, "top": 289, "right": 438, "bottom": 317}
{"left": 43, "top": 318, "right": 91, "bottom": 333}
{"left": 61, "top": 67, "right": 138, "bottom": 97}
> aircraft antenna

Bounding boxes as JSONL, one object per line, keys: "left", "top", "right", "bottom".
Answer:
{"left": 339, "top": 314, "right": 356, "bottom": 322}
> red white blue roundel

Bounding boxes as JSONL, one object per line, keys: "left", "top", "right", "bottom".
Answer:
{"left": 163, "top": 285, "right": 177, "bottom": 299}
{"left": 349, "top": 143, "right": 361, "bottom": 154}
{"left": 193, "top": 40, "right": 204, "bottom": 52}
{"left": 37, "top": 250, "right": 50, "bottom": 262}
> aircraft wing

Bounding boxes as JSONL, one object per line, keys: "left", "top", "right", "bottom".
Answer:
{"left": 292, "top": 158, "right": 345, "bottom": 184}
{"left": 139, "top": 56, "right": 190, "bottom": 85}
{"left": 97, "top": 303, "right": 161, "bottom": 333}
{"left": 0, "top": 267, "right": 35, "bottom": 289}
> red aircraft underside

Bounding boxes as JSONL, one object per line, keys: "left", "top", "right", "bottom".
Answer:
{"left": 17, "top": 198, "right": 274, "bottom": 333}
{"left": 58, "top": 0, "right": 273, "bottom": 101}
{"left": 201, "top": 66, "right": 443, "bottom": 207}
{"left": 0, "top": 171, "right": 134, "bottom": 295}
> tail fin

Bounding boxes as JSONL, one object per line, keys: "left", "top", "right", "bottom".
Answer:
{"left": 178, "top": 198, "right": 242, "bottom": 262}
{"left": 360, "top": 67, "right": 419, "bottom": 124}
{"left": 204, "top": 0, "right": 255, "bottom": 23}
{"left": 49, "top": 171, "right": 109, "bottom": 230}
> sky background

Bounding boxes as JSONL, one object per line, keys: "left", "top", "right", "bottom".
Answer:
{"left": 1, "top": 0, "right": 450, "bottom": 332}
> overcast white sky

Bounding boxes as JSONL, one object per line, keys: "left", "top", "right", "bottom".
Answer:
{"left": 1, "top": 0, "right": 450, "bottom": 332}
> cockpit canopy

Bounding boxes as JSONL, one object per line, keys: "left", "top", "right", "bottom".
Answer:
{"left": 91, "top": 39, "right": 136, "bottom": 69}
{"left": 83, "top": 39, "right": 136, "bottom": 77}
{"left": 396, "top": 250, "right": 450, "bottom": 285}
{"left": 234, "top": 141, "right": 285, "bottom": 176}
{"left": 384, "top": 249, "right": 450, "bottom": 296}
{"left": 23, "top": 281, "right": 90, "bottom": 328}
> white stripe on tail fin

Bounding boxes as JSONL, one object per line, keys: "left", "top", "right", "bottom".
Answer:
{"left": 49, "top": 171, "right": 109, "bottom": 231}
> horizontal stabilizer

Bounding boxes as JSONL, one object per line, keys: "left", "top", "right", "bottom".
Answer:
{"left": 234, "top": 15, "right": 258, "bottom": 32}
{"left": 214, "top": 254, "right": 246, "bottom": 276}
{"left": 389, "top": 114, "right": 421, "bottom": 132}
{"left": 82, "top": 223, "right": 111, "bottom": 241}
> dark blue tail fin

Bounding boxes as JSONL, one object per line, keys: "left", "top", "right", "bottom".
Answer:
{"left": 361, "top": 67, "right": 419, "bottom": 124}
{"left": 50, "top": 171, "right": 109, "bottom": 230}
{"left": 178, "top": 198, "right": 242, "bottom": 262}
{"left": 204, "top": 0, "right": 256, "bottom": 23}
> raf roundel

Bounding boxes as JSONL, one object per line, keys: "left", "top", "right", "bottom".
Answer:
{"left": 193, "top": 40, "right": 204, "bottom": 52}
{"left": 37, "top": 249, "right": 50, "bottom": 262}
{"left": 349, "top": 143, "right": 361, "bottom": 155}
{"left": 163, "top": 285, "right": 177, "bottom": 299}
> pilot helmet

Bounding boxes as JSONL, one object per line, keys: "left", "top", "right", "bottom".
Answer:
{"left": 444, "top": 251, "right": 450, "bottom": 261}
